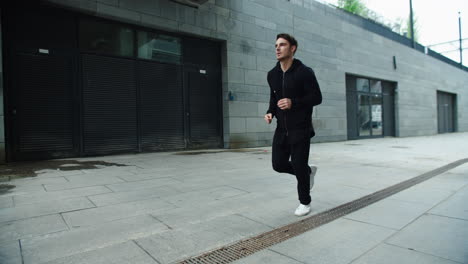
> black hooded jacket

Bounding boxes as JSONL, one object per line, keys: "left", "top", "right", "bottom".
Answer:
{"left": 267, "top": 59, "right": 322, "bottom": 143}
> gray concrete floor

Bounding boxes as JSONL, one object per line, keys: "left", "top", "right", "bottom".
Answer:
{"left": 0, "top": 133, "right": 467, "bottom": 264}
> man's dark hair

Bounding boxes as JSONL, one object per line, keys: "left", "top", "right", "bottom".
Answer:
{"left": 276, "top": 33, "right": 298, "bottom": 53}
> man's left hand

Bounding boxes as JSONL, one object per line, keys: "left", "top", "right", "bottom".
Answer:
{"left": 278, "top": 98, "right": 292, "bottom": 110}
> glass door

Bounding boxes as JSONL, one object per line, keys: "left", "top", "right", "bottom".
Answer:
{"left": 356, "top": 78, "right": 383, "bottom": 138}
{"left": 370, "top": 94, "right": 383, "bottom": 136}
{"left": 358, "top": 94, "right": 371, "bottom": 136}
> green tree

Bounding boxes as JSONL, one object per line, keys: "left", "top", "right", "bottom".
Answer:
{"left": 390, "top": 16, "right": 419, "bottom": 41}
{"left": 337, "top": 0, "right": 369, "bottom": 17}
{"left": 404, "top": 15, "right": 419, "bottom": 41}
{"left": 336, "top": 0, "right": 419, "bottom": 41}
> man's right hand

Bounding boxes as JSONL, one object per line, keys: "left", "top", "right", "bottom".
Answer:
{"left": 264, "top": 113, "right": 273, "bottom": 124}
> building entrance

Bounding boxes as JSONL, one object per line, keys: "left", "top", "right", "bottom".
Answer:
{"left": 346, "top": 75, "right": 396, "bottom": 140}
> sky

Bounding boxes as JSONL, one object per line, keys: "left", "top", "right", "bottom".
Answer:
{"left": 317, "top": 0, "right": 468, "bottom": 65}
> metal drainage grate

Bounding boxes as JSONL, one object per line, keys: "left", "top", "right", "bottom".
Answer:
{"left": 179, "top": 158, "right": 468, "bottom": 264}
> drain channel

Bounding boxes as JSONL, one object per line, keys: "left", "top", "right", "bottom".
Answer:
{"left": 179, "top": 158, "right": 468, "bottom": 264}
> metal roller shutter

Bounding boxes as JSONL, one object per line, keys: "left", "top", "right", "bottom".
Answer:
{"left": 138, "top": 61, "right": 185, "bottom": 151}
{"left": 82, "top": 54, "right": 138, "bottom": 154}
{"left": 14, "top": 53, "right": 75, "bottom": 156}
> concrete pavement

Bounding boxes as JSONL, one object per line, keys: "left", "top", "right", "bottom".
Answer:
{"left": 0, "top": 133, "right": 467, "bottom": 264}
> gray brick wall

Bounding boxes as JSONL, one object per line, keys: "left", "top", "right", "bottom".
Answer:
{"left": 41, "top": 0, "right": 468, "bottom": 148}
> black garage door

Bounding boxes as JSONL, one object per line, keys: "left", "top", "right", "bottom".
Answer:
{"left": 82, "top": 55, "right": 138, "bottom": 155}
{"left": 3, "top": 3, "right": 79, "bottom": 160}
{"left": 184, "top": 38, "right": 222, "bottom": 149}
{"left": 437, "top": 91, "right": 456, "bottom": 133}
{"left": 185, "top": 66, "right": 222, "bottom": 148}
{"left": 9, "top": 53, "right": 78, "bottom": 160}
{"left": 139, "top": 61, "right": 185, "bottom": 151}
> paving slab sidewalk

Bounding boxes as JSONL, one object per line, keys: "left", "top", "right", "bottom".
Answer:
{"left": 0, "top": 132, "right": 467, "bottom": 264}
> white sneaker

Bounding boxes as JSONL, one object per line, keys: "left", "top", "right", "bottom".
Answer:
{"left": 310, "top": 165, "right": 318, "bottom": 190}
{"left": 294, "top": 203, "right": 311, "bottom": 216}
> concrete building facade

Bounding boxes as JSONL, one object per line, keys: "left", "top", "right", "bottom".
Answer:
{"left": 0, "top": 10, "right": 5, "bottom": 162}
{"left": 1, "top": 0, "right": 467, "bottom": 162}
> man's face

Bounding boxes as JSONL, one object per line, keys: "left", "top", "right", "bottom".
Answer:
{"left": 275, "top": 38, "right": 295, "bottom": 61}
